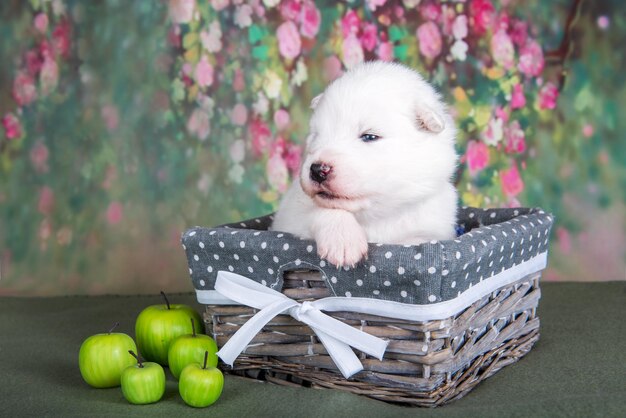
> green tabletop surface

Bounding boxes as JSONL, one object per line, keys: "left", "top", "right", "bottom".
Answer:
{"left": 1, "top": 282, "right": 625, "bottom": 418}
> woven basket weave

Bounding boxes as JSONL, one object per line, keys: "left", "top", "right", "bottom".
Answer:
{"left": 204, "top": 269, "right": 541, "bottom": 407}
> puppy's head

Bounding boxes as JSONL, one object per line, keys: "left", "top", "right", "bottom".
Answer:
{"left": 300, "top": 61, "right": 457, "bottom": 213}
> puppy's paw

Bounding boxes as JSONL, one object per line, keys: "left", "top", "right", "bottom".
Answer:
{"left": 313, "top": 212, "right": 368, "bottom": 268}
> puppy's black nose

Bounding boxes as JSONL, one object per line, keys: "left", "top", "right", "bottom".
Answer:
{"left": 310, "top": 163, "right": 332, "bottom": 183}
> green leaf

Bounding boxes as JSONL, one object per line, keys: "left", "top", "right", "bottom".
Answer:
{"left": 388, "top": 26, "right": 405, "bottom": 42}
{"left": 171, "top": 79, "right": 185, "bottom": 103}
{"left": 248, "top": 24, "right": 265, "bottom": 44}
{"left": 252, "top": 45, "right": 269, "bottom": 61}
{"left": 394, "top": 45, "right": 408, "bottom": 61}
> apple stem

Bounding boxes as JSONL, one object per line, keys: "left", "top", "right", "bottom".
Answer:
{"left": 128, "top": 350, "right": 144, "bottom": 368}
{"left": 203, "top": 351, "right": 208, "bottom": 369}
{"left": 108, "top": 322, "right": 120, "bottom": 334}
{"left": 160, "top": 291, "right": 171, "bottom": 310}
{"left": 191, "top": 318, "right": 196, "bottom": 337}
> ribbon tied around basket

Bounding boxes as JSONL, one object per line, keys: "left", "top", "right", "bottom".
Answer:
{"left": 214, "top": 271, "right": 389, "bottom": 378}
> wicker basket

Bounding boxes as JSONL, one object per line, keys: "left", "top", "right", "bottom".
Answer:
{"left": 183, "top": 207, "right": 553, "bottom": 406}
{"left": 204, "top": 270, "right": 540, "bottom": 406}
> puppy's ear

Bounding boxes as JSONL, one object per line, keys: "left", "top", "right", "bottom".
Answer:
{"left": 310, "top": 94, "right": 323, "bottom": 110}
{"left": 416, "top": 104, "right": 445, "bottom": 133}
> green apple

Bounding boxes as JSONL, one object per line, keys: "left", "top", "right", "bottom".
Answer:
{"left": 121, "top": 350, "right": 166, "bottom": 405}
{"left": 135, "top": 291, "right": 204, "bottom": 365}
{"left": 78, "top": 322, "right": 138, "bottom": 388}
{"left": 168, "top": 318, "right": 218, "bottom": 380}
{"left": 179, "top": 351, "right": 224, "bottom": 408}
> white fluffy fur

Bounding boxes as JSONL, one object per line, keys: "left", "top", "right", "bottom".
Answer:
{"left": 271, "top": 61, "right": 458, "bottom": 267}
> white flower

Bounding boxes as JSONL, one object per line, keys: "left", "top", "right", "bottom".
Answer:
{"left": 263, "top": 0, "right": 280, "bottom": 7}
{"left": 452, "top": 15, "right": 468, "bottom": 40}
{"left": 402, "top": 0, "right": 422, "bottom": 8}
{"left": 196, "top": 94, "right": 215, "bottom": 115}
{"left": 169, "top": 0, "right": 195, "bottom": 24}
{"left": 228, "top": 164, "right": 245, "bottom": 184}
{"left": 253, "top": 92, "right": 269, "bottom": 115}
{"left": 234, "top": 4, "right": 253, "bottom": 28}
{"left": 291, "top": 59, "right": 308, "bottom": 87}
{"left": 229, "top": 139, "right": 246, "bottom": 164}
{"left": 200, "top": 20, "right": 222, "bottom": 53}
{"left": 342, "top": 34, "right": 364, "bottom": 69}
{"left": 263, "top": 70, "right": 283, "bottom": 100}
{"left": 482, "top": 117, "right": 504, "bottom": 146}
{"left": 451, "top": 40, "right": 468, "bottom": 61}
{"left": 197, "top": 172, "right": 213, "bottom": 195}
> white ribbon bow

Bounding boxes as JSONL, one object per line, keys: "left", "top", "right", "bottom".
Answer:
{"left": 214, "top": 271, "right": 389, "bottom": 378}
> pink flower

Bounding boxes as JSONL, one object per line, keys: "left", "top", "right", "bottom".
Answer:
{"left": 274, "top": 109, "right": 290, "bottom": 130}
{"left": 267, "top": 153, "right": 288, "bottom": 192}
{"left": 441, "top": 5, "right": 456, "bottom": 36}
{"left": 360, "top": 23, "right": 378, "bottom": 52}
{"left": 194, "top": 56, "right": 214, "bottom": 87}
{"left": 367, "top": 0, "right": 386, "bottom": 12}
{"left": 452, "top": 15, "right": 468, "bottom": 39}
{"left": 169, "top": 0, "right": 195, "bottom": 24}
{"left": 556, "top": 227, "right": 571, "bottom": 254}
{"left": 234, "top": 4, "right": 253, "bottom": 28}
{"left": 250, "top": 118, "right": 271, "bottom": 157}
{"left": 40, "top": 56, "right": 59, "bottom": 96}
{"left": 2, "top": 113, "right": 23, "bottom": 140}
{"left": 38, "top": 186, "right": 55, "bottom": 215}
{"left": 509, "top": 19, "right": 528, "bottom": 47}
{"left": 538, "top": 82, "right": 559, "bottom": 109}
{"left": 466, "top": 140, "right": 490, "bottom": 175}
{"left": 51, "top": 18, "right": 71, "bottom": 58}
{"left": 277, "top": 21, "right": 301, "bottom": 60}
{"left": 482, "top": 116, "right": 504, "bottom": 146}
{"left": 280, "top": 0, "right": 302, "bottom": 21}
{"left": 420, "top": 2, "right": 442, "bottom": 21}
{"left": 186, "top": 108, "right": 211, "bottom": 141}
{"left": 300, "top": 1, "right": 321, "bottom": 39}
{"left": 504, "top": 120, "right": 526, "bottom": 154}
{"left": 493, "top": 11, "right": 510, "bottom": 32}
{"left": 495, "top": 106, "right": 509, "bottom": 123}
{"left": 510, "top": 83, "right": 526, "bottom": 110}
{"left": 284, "top": 143, "right": 302, "bottom": 174}
{"left": 200, "top": 20, "right": 222, "bottom": 53}
{"left": 518, "top": 39, "right": 544, "bottom": 77}
{"left": 500, "top": 164, "right": 524, "bottom": 197}
{"left": 597, "top": 16, "right": 609, "bottom": 31}
{"left": 233, "top": 68, "right": 245, "bottom": 92}
{"left": 12, "top": 71, "right": 37, "bottom": 106}
{"left": 582, "top": 123, "right": 594, "bottom": 138}
{"left": 341, "top": 10, "right": 361, "bottom": 38}
{"left": 25, "top": 49, "right": 44, "bottom": 76}
{"left": 377, "top": 41, "right": 394, "bottom": 61}
{"left": 39, "top": 218, "right": 52, "bottom": 243}
{"left": 34, "top": 13, "right": 49, "bottom": 33}
{"left": 469, "top": 0, "right": 495, "bottom": 36}
{"left": 416, "top": 21, "right": 442, "bottom": 59}
{"left": 101, "top": 105, "right": 119, "bottom": 131}
{"left": 323, "top": 55, "right": 343, "bottom": 81}
{"left": 342, "top": 34, "right": 364, "bottom": 69}
{"left": 491, "top": 29, "right": 514, "bottom": 70}
{"left": 106, "top": 202, "right": 123, "bottom": 225}
{"left": 30, "top": 141, "right": 49, "bottom": 173}
{"left": 231, "top": 103, "right": 248, "bottom": 126}
{"left": 211, "top": 0, "right": 229, "bottom": 12}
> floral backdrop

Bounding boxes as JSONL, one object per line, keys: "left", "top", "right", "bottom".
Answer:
{"left": 0, "top": 0, "right": 624, "bottom": 296}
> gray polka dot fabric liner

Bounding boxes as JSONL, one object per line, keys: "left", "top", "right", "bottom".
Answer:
{"left": 182, "top": 207, "right": 553, "bottom": 305}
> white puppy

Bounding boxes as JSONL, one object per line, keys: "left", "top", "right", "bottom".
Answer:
{"left": 271, "top": 61, "right": 458, "bottom": 267}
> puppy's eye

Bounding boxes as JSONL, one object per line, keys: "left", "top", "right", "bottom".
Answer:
{"left": 359, "top": 133, "right": 381, "bottom": 142}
